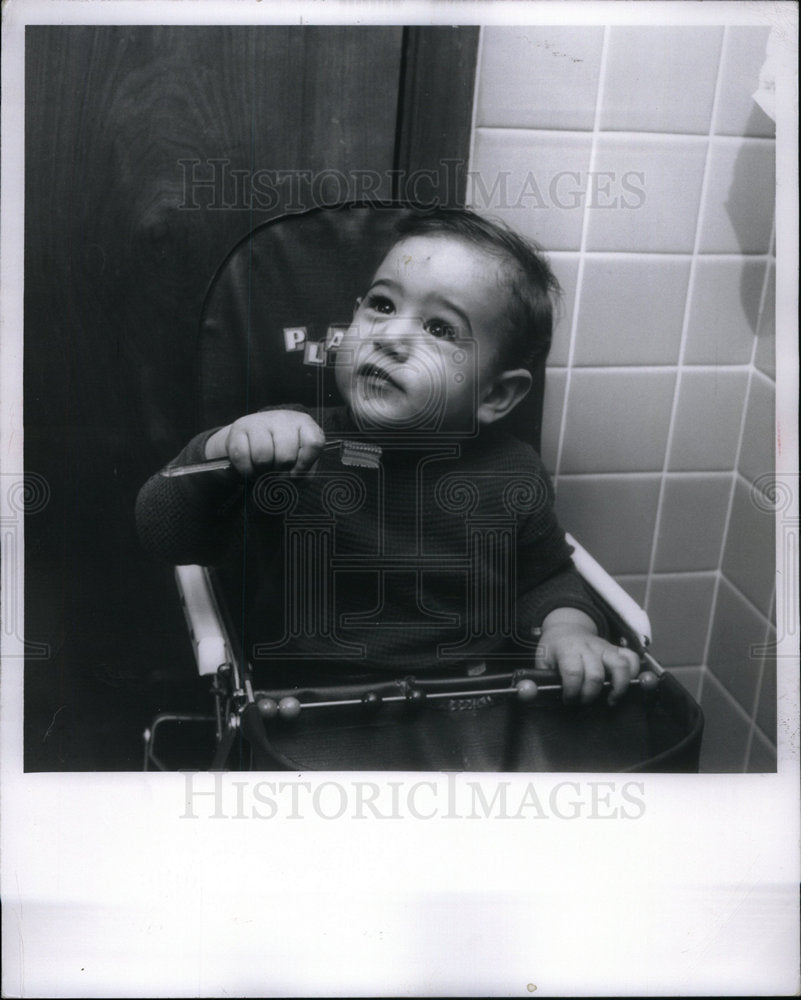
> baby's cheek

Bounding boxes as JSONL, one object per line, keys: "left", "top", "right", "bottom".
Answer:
{"left": 333, "top": 352, "right": 354, "bottom": 399}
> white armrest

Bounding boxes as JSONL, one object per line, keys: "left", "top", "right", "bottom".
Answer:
{"left": 565, "top": 533, "right": 652, "bottom": 649}
{"left": 174, "top": 564, "right": 232, "bottom": 675}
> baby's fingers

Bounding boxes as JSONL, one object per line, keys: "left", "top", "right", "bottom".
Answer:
{"left": 579, "top": 656, "right": 606, "bottom": 705}
{"left": 559, "top": 652, "right": 603, "bottom": 705}
{"left": 292, "top": 420, "right": 327, "bottom": 475}
{"left": 226, "top": 427, "right": 261, "bottom": 477}
{"left": 269, "top": 426, "right": 302, "bottom": 470}
{"left": 603, "top": 646, "right": 640, "bottom": 706}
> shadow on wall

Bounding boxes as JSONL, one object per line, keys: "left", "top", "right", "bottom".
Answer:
{"left": 726, "top": 105, "right": 776, "bottom": 324}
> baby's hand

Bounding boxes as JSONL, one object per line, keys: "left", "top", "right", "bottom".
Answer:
{"left": 538, "top": 607, "right": 640, "bottom": 706}
{"left": 204, "top": 410, "right": 326, "bottom": 478}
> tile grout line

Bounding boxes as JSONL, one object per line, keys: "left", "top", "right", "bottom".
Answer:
{"left": 702, "top": 668, "right": 776, "bottom": 771}
{"left": 643, "top": 31, "right": 728, "bottom": 613}
{"left": 622, "top": 569, "right": 718, "bottom": 583}
{"left": 751, "top": 364, "right": 777, "bottom": 388}
{"left": 717, "top": 571, "right": 776, "bottom": 631}
{"left": 734, "top": 465, "right": 778, "bottom": 500}
{"left": 742, "top": 214, "right": 778, "bottom": 765}
{"left": 753, "top": 215, "right": 776, "bottom": 344}
{"left": 557, "top": 469, "right": 731, "bottom": 481}
{"left": 545, "top": 250, "right": 776, "bottom": 261}
{"left": 553, "top": 24, "right": 610, "bottom": 491}
{"left": 547, "top": 363, "right": 753, "bottom": 375}
{"left": 704, "top": 164, "right": 776, "bottom": 750}
{"left": 676, "top": 28, "right": 730, "bottom": 675}
{"left": 743, "top": 614, "right": 776, "bottom": 769}
{"left": 615, "top": 570, "right": 715, "bottom": 580}
{"left": 473, "top": 125, "right": 776, "bottom": 146}
{"left": 700, "top": 71, "right": 778, "bottom": 694}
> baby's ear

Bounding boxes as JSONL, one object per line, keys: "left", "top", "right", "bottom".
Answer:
{"left": 477, "top": 368, "right": 532, "bottom": 426}
{"left": 353, "top": 296, "right": 363, "bottom": 316}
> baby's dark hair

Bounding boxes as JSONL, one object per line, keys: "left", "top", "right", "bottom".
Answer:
{"left": 393, "top": 208, "right": 561, "bottom": 371}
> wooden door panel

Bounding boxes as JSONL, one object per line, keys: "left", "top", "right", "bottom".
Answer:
{"left": 23, "top": 24, "right": 478, "bottom": 770}
{"left": 25, "top": 26, "right": 403, "bottom": 454}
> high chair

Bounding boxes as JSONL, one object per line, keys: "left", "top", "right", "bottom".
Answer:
{"left": 141, "top": 203, "right": 703, "bottom": 772}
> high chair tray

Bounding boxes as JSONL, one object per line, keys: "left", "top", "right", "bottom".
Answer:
{"left": 238, "top": 668, "right": 702, "bottom": 772}
{"left": 145, "top": 665, "right": 702, "bottom": 773}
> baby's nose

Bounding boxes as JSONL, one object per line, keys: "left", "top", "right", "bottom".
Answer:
{"left": 371, "top": 314, "right": 419, "bottom": 357}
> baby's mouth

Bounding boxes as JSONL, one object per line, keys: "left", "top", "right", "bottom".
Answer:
{"left": 356, "top": 361, "right": 401, "bottom": 391}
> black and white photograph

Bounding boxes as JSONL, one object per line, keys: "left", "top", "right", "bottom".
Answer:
{"left": 2, "top": 0, "right": 798, "bottom": 995}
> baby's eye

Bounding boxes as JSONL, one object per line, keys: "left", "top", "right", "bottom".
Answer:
{"left": 424, "top": 317, "right": 458, "bottom": 341}
{"left": 365, "top": 294, "right": 394, "bottom": 315}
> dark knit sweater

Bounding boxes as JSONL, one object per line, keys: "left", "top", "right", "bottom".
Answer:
{"left": 136, "top": 406, "right": 605, "bottom": 671}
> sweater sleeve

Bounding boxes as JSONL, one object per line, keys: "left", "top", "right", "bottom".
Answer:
{"left": 135, "top": 429, "right": 247, "bottom": 566}
{"left": 516, "top": 562, "right": 609, "bottom": 638}
{"left": 508, "top": 445, "right": 609, "bottom": 638}
{"left": 135, "top": 403, "right": 319, "bottom": 566}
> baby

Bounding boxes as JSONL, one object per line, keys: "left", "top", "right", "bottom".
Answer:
{"left": 137, "top": 209, "right": 640, "bottom": 705}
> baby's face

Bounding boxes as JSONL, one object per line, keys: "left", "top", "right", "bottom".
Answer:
{"left": 335, "top": 234, "right": 510, "bottom": 435}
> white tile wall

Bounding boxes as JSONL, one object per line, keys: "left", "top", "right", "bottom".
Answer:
{"left": 468, "top": 24, "right": 778, "bottom": 768}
